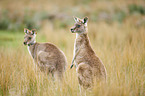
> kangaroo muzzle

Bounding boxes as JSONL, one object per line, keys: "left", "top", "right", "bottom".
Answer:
{"left": 23, "top": 42, "right": 27, "bottom": 45}
{"left": 71, "top": 28, "right": 74, "bottom": 32}
{"left": 71, "top": 28, "right": 76, "bottom": 33}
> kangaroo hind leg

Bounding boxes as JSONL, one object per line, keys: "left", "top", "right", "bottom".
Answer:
{"left": 76, "top": 63, "right": 93, "bottom": 89}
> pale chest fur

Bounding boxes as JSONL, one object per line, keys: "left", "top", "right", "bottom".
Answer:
{"left": 73, "top": 34, "right": 88, "bottom": 65}
{"left": 27, "top": 44, "right": 37, "bottom": 61}
{"left": 73, "top": 34, "right": 79, "bottom": 57}
{"left": 27, "top": 46, "right": 32, "bottom": 57}
{"left": 73, "top": 33, "right": 97, "bottom": 65}
{"left": 27, "top": 45, "right": 37, "bottom": 67}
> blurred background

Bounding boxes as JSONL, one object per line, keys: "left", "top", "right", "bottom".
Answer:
{"left": 0, "top": 0, "right": 145, "bottom": 31}
{"left": 0, "top": 0, "right": 145, "bottom": 96}
{"left": 0, "top": 0, "right": 145, "bottom": 49}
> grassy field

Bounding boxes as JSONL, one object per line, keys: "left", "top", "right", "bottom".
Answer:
{"left": 0, "top": 0, "right": 145, "bottom": 96}
{"left": 0, "top": 22, "right": 145, "bottom": 96}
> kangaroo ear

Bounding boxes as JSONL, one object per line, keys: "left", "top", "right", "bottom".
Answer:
{"left": 73, "top": 16, "right": 79, "bottom": 22}
{"left": 83, "top": 17, "right": 88, "bottom": 24}
{"left": 31, "top": 29, "right": 37, "bottom": 35}
{"left": 24, "top": 28, "right": 29, "bottom": 33}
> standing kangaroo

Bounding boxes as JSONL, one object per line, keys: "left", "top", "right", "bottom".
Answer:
{"left": 23, "top": 28, "right": 67, "bottom": 80}
{"left": 70, "top": 17, "right": 107, "bottom": 89}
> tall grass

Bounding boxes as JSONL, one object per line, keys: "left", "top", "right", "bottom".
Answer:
{"left": 0, "top": 0, "right": 145, "bottom": 95}
{"left": 0, "top": 21, "right": 144, "bottom": 96}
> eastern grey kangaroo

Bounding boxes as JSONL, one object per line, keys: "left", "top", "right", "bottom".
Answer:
{"left": 70, "top": 17, "right": 107, "bottom": 89}
{"left": 23, "top": 28, "right": 67, "bottom": 80}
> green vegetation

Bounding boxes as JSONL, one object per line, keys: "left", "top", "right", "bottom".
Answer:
{"left": 0, "top": 31, "right": 47, "bottom": 48}
{"left": 0, "top": 31, "right": 23, "bottom": 48}
{"left": 128, "top": 4, "right": 145, "bottom": 15}
{"left": 0, "top": 0, "right": 145, "bottom": 31}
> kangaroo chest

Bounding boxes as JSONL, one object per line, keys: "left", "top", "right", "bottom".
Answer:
{"left": 73, "top": 34, "right": 95, "bottom": 65}
{"left": 74, "top": 36, "right": 87, "bottom": 64}
{"left": 27, "top": 43, "right": 38, "bottom": 61}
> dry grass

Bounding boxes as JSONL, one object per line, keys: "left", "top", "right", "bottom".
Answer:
{"left": 0, "top": 21, "right": 144, "bottom": 96}
{"left": 0, "top": 0, "right": 145, "bottom": 96}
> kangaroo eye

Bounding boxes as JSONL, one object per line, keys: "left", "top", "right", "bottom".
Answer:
{"left": 77, "top": 25, "right": 81, "bottom": 28}
{"left": 29, "top": 37, "right": 31, "bottom": 39}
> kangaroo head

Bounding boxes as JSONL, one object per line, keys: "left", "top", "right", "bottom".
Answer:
{"left": 71, "top": 16, "right": 88, "bottom": 34}
{"left": 23, "top": 28, "right": 37, "bottom": 46}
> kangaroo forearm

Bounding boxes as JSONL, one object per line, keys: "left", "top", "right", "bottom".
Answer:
{"left": 70, "top": 46, "right": 82, "bottom": 69}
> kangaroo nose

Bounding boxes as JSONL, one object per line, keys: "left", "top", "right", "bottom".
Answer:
{"left": 71, "top": 28, "right": 74, "bottom": 32}
{"left": 23, "top": 42, "right": 26, "bottom": 45}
